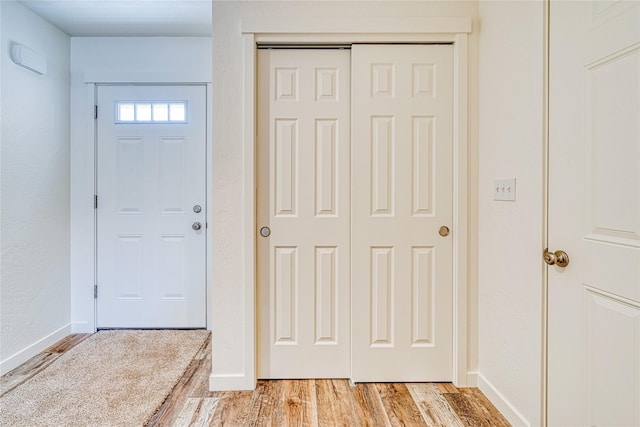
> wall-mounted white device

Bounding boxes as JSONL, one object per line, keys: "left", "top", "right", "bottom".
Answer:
{"left": 494, "top": 178, "right": 516, "bottom": 201}
{"left": 11, "top": 44, "right": 47, "bottom": 75}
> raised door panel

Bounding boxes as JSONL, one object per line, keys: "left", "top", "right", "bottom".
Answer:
{"left": 315, "top": 120, "right": 338, "bottom": 216}
{"left": 370, "top": 247, "right": 394, "bottom": 347}
{"left": 314, "top": 246, "right": 338, "bottom": 344}
{"left": 370, "top": 117, "right": 395, "bottom": 216}
{"left": 159, "top": 138, "right": 186, "bottom": 214}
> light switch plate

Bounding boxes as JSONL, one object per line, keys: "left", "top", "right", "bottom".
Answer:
{"left": 494, "top": 178, "right": 516, "bottom": 201}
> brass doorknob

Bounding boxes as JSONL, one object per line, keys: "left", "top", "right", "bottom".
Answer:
{"left": 543, "top": 249, "right": 569, "bottom": 267}
{"left": 439, "top": 226, "right": 450, "bottom": 237}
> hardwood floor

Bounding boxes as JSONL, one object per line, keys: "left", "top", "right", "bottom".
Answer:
{"left": 1, "top": 333, "right": 511, "bottom": 426}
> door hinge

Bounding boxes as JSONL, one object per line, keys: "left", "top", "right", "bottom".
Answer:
{"left": 94, "top": 195, "right": 98, "bottom": 209}
{"left": 94, "top": 284, "right": 98, "bottom": 299}
{"left": 94, "top": 105, "right": 98, "bottom": 120}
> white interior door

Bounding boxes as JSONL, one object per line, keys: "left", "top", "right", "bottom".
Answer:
{"left": 96, "top": 85, "right": 207, "bottom": 328}
{"left": 257, "top": 45, "right": 454, "bottom": 381}
{"left": 548, "top": 2, "right": 640, "bottom": 425}
{"left": 351, "top": 45, "right": 453, "bottom": 382}
{"left": 257, "top": 49, "right": 351, "bottom": 378}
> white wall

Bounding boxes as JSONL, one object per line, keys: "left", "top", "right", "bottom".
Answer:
{"left": 0, "top": 1, "right": 71, "bottom": 374}
{"left": 477, "top": 2, "right": 545, "bottom": 426}
{"left": 69, "top": 37, "right": 212, "bottom": 332}
{"left": 212, "top": 0, "right": 479, "bottom": 391}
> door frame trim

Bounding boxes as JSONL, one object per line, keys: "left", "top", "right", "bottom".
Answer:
{"left": 78, "top": 82, "right": 213, "bottom": 332}
{"left": 542, "top": 2, "right": 550, "bottom": 426}
{"left": 222, "top": 20, "right": 472, "bottom": 390}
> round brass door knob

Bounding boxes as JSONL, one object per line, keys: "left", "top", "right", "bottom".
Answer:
{"left": 543, "top": 249, "right": 569, "bottom": 267}
{"left": 439, "top": 226, "right": 450, "bottom": 237}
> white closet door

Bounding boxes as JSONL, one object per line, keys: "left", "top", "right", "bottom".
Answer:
{"left": 257, "top": 49, "right": 351, "bottom": 378}
{"left": 351, "top": 44, "right": 454, "bottom": 382}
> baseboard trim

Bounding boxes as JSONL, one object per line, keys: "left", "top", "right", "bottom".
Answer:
{"left": 463, "top": 370, "right": 479, "bottom": 387}
{"left": 71, "top": 321, "right": 93, "bottom": 334}
{"left": 209, "top": 373, "right": 256, "bottom": 391}
{"left": 0, "top": 323, "right": 71, "bottom": 375}
{"left": 477, "top": 372, "right": 530, "bottom": 427}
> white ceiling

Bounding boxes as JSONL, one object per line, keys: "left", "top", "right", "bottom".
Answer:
{"left": 19, "top": 0, "right": 212, "bottom": 37}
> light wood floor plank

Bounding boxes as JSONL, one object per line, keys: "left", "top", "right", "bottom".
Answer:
{"left": 283, "top": 379, "right": 318, "bottom": 427}
{"left": 44, "top": 333, "right": 91, "bottom": 353}
{"left": 407, "top": 383, "right": 465, "bottom": 427}
{"left": 315, "top": 379, "right": 350, "bottom": 426}
{"left": 348, "top": 382, "right": 392, "bottom": 427}
{"left": 436, "top": 382, "right": 460, "bottom": 394}
{"left": 443, "top": 393, "right": 482, "bottom": 427}
{"left": 209, "top": 390, "right": 254, "bottom": 426}
{"left": 309, "top": 380, "right": 394, "bottom": 427}
{"left": 376, "top": 383, "right": 428, "bottom": 426}
{"left": 244, "top": 380, "right": 283, "bottom": 426}
{"left": 193, "top": 397, "right": 219, "bottom": 427}
{"left": 172, "top": 397, "right": 200, "bottom": 427}
{"left": 444, "top": 390, "right": 512, "bottom": 427}
{"left": 193, "top": 334, "right": 212, "bottom": 361}
{"left": 146, "top": 358, "right": 203, "bottom": 426}
{"left": 459, "top": 388, "right": 511, "bottom": 427}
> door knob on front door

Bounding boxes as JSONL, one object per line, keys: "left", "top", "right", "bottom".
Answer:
{"left": 439, "top": 226, "right": 450, "bottom": 237}
{"left": 543, "top": 249, "right": 569, "bottom": 267}
{"left": 192, "top": 222, "right": 202, "bottom": 231}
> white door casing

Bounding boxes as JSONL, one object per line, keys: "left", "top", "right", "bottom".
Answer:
{"left": 351, "top": 45, "right": 454, "bottom": 382}
{"left": 209, "top": 16, "right": 471, "bottom": 391}
{"left": 96, "top": 85, "right": 207, "bottom": 328}
{"left": 257, "top": 49, "right": 351, "bottom": 378}
{"left": 548, "top": 2, "right": 640, "bottom": 426}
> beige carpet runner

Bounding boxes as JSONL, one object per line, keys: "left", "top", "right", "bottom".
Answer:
{"left": 0, "top": 329, "right": 208, "bottom": 426}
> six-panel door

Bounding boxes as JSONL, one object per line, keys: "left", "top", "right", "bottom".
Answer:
{"left": 96, "top": 85, "right": 207, "bottom": 328}
{"left": 257, "top": 45, "right": 454, "bottom": 381}
{"left": 257, "top": 50, "right": 352, "bottom": 378}
{"left": 351, "top": 45, "right": 454, "bottom": 382}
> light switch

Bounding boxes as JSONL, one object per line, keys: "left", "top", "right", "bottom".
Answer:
{"left": 494, "top": 178, "right": 516, "bottom": 201}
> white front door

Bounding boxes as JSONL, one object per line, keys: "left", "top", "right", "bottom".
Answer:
{"left": 351, "top": 45, "right": 453, "bottom": 382}
{"left": 548, "top": 2, "right": 640, "bottom": 425}
{"left": 257, "top": 49, "right": 351, "bottom": 378}
{"left": 96, "top": 85, "right": 207, "bottom": 328}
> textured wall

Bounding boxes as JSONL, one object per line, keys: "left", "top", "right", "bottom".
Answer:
{"left": 0, "top": 1, "right": 71, "bottom": 374}
{"left": 477, "top": 2, "right": 545, "bottom": 425}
